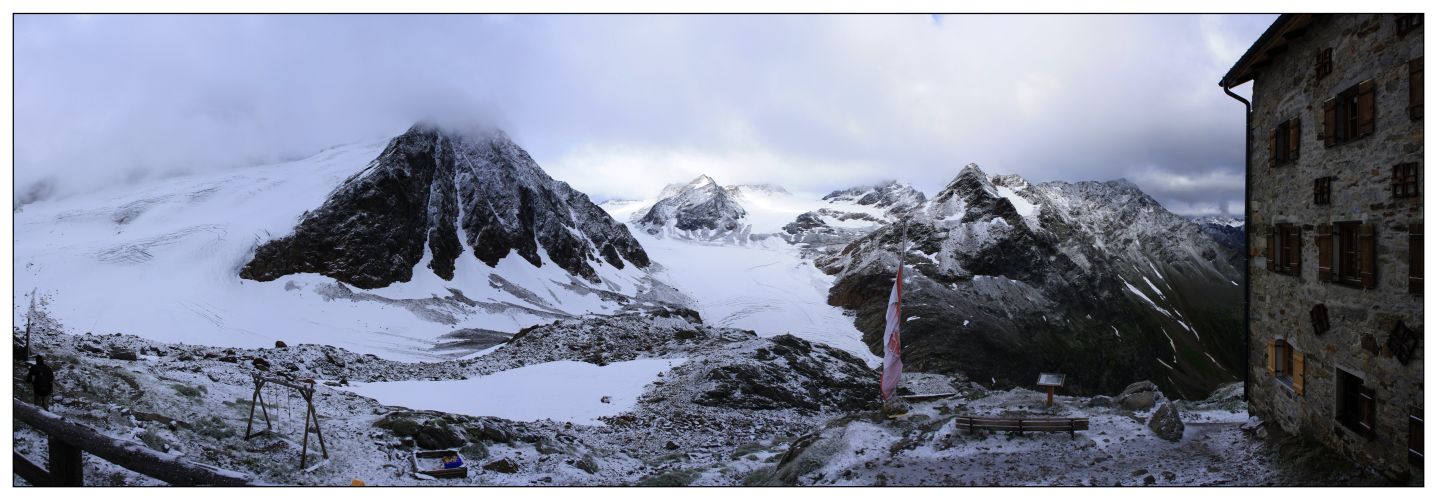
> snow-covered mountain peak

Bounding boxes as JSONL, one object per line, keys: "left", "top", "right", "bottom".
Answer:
{"left": 241, "top": 122, "right": 650, "bottom": 289}
{"left": 637, "top": 173, "right": 748, "bottom": 239}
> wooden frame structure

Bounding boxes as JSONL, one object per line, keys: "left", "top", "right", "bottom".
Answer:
{"left": 243, "top": 373, "right": 328, "bottom": 469}
{"left": 1037, "top": 373, "right": 1066, "bottom": 408}
{"left": 13, "top": 399, "right": 255, "bottom": 486}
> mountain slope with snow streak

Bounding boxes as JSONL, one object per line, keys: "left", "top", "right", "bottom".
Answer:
{"left": 822, "top": 164, "right": 1244, "bottom": 399}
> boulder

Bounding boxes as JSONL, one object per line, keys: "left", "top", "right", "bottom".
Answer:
{"left": 1147, "top": 402, "right": 1185, "bottom": 442}
{"left": 1085, "top": 395, "right": 1113, "bottom": 407}
{"left": 1115, "top": 381, "right": 1160, "bottom": 411}
{"left": 107, "top": 347, "right": 139, "bottom": 361}
{"left": 274, "top": 340, "right": 288, "bottom": 348}
{"left": 482, "top": 458, "right": 520, "bottom": 474}
{"left": 881, "top": 397, "right": 912, "bottom": 417}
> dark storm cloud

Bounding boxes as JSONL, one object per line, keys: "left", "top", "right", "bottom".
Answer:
{"left": 13, "top": 14, "right": 1275, "bottom": 215}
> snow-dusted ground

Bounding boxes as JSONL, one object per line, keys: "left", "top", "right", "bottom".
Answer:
{"left": 11, "top": 143, "right": 651, "bottom": 362}
{"left": 347, "top": 358, "right": 687, "bottom": 425}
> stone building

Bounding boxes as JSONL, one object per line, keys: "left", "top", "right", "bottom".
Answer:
{"left": 1221, "top": 14, "right": 1424, "bottom": 479}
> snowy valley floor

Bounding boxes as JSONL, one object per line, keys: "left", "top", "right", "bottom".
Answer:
{"left": 12, "top": 318, "right": 1396, "bottom": 487}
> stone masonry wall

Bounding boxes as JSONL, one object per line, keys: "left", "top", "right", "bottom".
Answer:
{"left": 1247, "top": 14, "right": 1423, "bottom": 478}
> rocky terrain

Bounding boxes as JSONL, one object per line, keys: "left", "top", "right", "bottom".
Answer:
{"left": 12, "top": 308, "right": 1389, "bottom": 486}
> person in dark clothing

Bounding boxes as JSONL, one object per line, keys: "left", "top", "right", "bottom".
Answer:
{"left": 25, "top": 355, "right": 55, "bottom": 410}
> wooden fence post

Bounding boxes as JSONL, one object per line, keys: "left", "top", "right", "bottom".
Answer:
{"left": 48, "top": 436, "right": 84, "bottom": 486}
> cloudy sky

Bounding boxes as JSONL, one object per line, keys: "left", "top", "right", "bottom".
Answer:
{"left": 14, "top": 14, "right": 1275, "bottom": 215}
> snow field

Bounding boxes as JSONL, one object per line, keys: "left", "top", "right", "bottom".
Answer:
{"left": 347, "top": 358, "right": 688, "bottom": 425}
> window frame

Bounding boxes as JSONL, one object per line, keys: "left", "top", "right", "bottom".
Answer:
{"left": 1397, "top": 13, "right": 1423, "bottom": 38}
{"left": 1275, "top": 340, "right": 1295, "bottom": 384}
{"left": 1325, "top": 81, "right": 1375, "bottom": 147}
{"left": 1316, "top": 47, "right": 1334, "bottom": 80}
{"left": 1314, "top": 176, "right": 1333, "bottom": 205}
{"left": 1336, "top": 368, "right": 1377, "bottom": 438}
{"left": 1393, "top": 163, "right": 1421, "bottom": 199}
{"left": 1411, "top": 407, "right": 1425, "bottom": 466}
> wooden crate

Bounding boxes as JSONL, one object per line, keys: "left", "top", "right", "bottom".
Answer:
{"left": 411, "top": 449, "right": 468, "bottom": 479}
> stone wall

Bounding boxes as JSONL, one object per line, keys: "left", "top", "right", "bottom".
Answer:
{"left": 1246, "top": 13, "right": 1423, "bottom": 478}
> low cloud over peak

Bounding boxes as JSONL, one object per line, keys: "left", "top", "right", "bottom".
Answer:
{"left": 14, "top": 14, "right": 1274, "bottom": 215}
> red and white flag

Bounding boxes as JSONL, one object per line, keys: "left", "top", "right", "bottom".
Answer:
{"left": 880, "top": 265, "right": 903, "bottom": 401}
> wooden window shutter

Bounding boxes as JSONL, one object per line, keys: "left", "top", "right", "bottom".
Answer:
{"left": 1411, "top": 223, "right": 1423, "bottom": 294}
{"left": 1413, "top": 58, "right": 1425, "bottom": 119}
{"left": 1294, "top": 351, "right": 1306, "bottom": 395}
{"left": 1357, "top": 80, "right": 1376, "bottom": 137}
{"left": 1360, "top": 223, "right": 1377, "bottom": 288}
{"left": 1288, "top": 119, "right": 1301, "bottom": 160}
{"left": 1286, "top": 225, "right": 1302, "bottom": 275}
{"left": 1267, "top": 227, "right": 1278, "bottom": 272}
{"left": 1266, "top": 340, "right": 1277, "bottom": 376}
{"left": 1323, "top": 98, "right": 1337, "bottom": 146}
{"left": 1317, "top": 223, "right": 1334, "bottom": 282}
{"left": 1268, "top": 129, "right": 1278, "bottom": 168}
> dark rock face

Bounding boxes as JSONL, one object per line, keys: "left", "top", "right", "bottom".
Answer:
{"left": 693, "top": 335, "right": 876, "bottom": 413}
{"left": 240, "top": 123, "right": 649, "bottom": 289}
{"left": 821, "top": 164, "right": 1244, "bottom": 398}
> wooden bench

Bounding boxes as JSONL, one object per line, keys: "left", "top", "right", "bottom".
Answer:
{"left": 954, "top": 415, "right": 1090, "bottom": 437}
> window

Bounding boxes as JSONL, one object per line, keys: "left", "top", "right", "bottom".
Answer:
{"left": 1275, "top": 340, "right": 1292, "bottom": 379}
{"left": 1316, "top": 48, "right": 1334, "bottom": 79}
{"left": 1267, "top": 224, "right": 1301, "bottom": 276}
{"left": 1397, "top": 14, "right": 1423, "bottom": 37}
{"left": 1411, "top": 408, "right": 1425, "bottom": 466}
{"left": 1393, "top": 163, "right": 1421, "bottom": 198}
{"left": 1314, "top": 176, "right": 1333, "bottom": 205}
{"left": 1324, "top": 222, "right": 1377, "bottom": 288}
{"left": 1411, "top": 223, "right": 1423, "bottom": 294}
{"left": 1310, "top": 303, "right": 1330, "bottom": 336}
{"left": 1337, "top": 368, "right": 1376, "bottom": 437}
{"left": 1270, "top": 118, "right": 1300, "bottom": 167}
{"left": 1412, "top": 58, "right": 1424, "bottom": 120}
{"left": 1323, "top": 81, "right": 1375, "bottom": 147}
{"left": 1267, "top": 339, "right": 1306, "bottom": 395}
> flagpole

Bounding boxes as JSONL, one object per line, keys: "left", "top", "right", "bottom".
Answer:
{"left": 881, "top": 217, "right": 908, "bottom": 404}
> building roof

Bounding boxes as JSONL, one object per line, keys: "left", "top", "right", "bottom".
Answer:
{"left": 1220, "top": 14, "right": 1318, "bottom": 88}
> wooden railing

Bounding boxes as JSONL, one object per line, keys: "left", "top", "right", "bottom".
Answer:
{"left": 12, "top": 399, "right": 258, "bottom": 486}
{"left": 953, "top": 415, "right": 1090, "bottom": 437}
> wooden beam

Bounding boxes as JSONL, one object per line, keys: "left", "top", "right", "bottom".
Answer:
{"left": 13, "top": 451, "right": 50, "bottom": 486}
{"left": 13, "top": 399, "right": 257, "bottom": 486}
